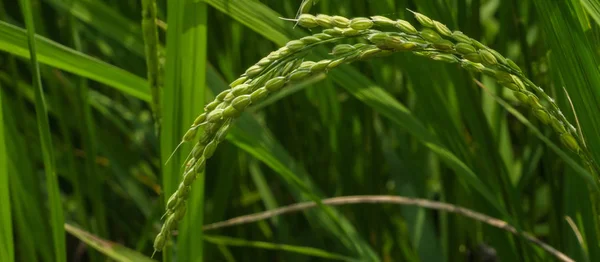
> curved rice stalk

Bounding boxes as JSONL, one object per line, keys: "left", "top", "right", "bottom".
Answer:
{"left": 153, "top": 11, "right": 596, "bottom": 253}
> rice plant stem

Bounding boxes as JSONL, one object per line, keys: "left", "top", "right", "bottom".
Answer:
{"left": 142, "top": 0, "right": 162, "bottom": 133}
{"left": 202, "top": 195, "right": 573, "bottom": 262}
{"left": 19, "top": 0, "right": 66, "bottom": 261}
{"left": 0, "top": 81, "right": 14, "bottom": 262}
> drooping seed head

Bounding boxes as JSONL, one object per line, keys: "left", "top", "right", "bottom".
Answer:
{"left": 195, "top": 156, "right": 206, "bottom": 172}
{"left": 173, "top": 203, "right": 187, "bottom": 221}
{"left": 192, "top": 143, "right": 204, "bottom": 159}
{"left": 203, "top": 140, "right": 218, "bottom": 159}
{"left": 451, "top": 31, "right": 472, "bottom": 44}
{"left": 232, "top": 95, "right": 252, "bottom": 110}
{"left": 495, "top": 71, "right": 513, "bottom": 83}
{"left": 185, "top": 158, "right": 195, "bottom": 169}
{"left": 455, "top": 43, "right": 477, "bottom": 55}
{"left": 310, "top": 60, "right": 331, "bottom": 73}
{"left": 206, "top": 109, "right": 224, "bottom": 122}
{"left": 511, "top": 75, "right": 526, "bottom": 91}
{"left": 513, "top": 91, "right": 529, "bottom": 104}
{"left": 215, "top": 123, "right": 231, "bottom": 142}
{"left": 370, "top": 16, "right": 395, "bottom": 27}
{"left": 550, "top": 117, "right": 567, "bottom": 134}
{"left": 327, "top": 58, "right": 346, "bottom": 69}
{"left": 344, "top": 50, "right": 362, "bottom": 61}
{"left": 499, "top": 81, "right": 520, "bottom": 91}
{"left": 433, "top": 21, "right": 452, "bottom": 36}
{"left": 265, "top": 76, "right": 286, "bottom": 92}
{"left": 280, "top": 60, "right": 302, "bottom": 76}
{"left": 479, "top": 49, "right": 498, "bottom": 66}
{"left": 414, "top": 51, "right": 436, "bottom": 58}
{"left": 299, "top": 61, "right": 317, "bottom": 70}
{"left": 431, "top": 53, "right": 458, "bottom": 63}
{"left": 177, "top": 185, "right": 190, "bottom": 199}
{"left": 250, "top": 87, "right": 269, "bottom": 102}
{"left": 350, "top": 17, "right": 374, "bottom": 30}
{"left": 289, "top": 69, "right": 312, "bottom": 81}
{"left": 332, "top": 16, "right": 350, "bottom": 27}
{"left": 461, "top": 60, "right": 485, "bottom": 72}
{"left": 381, "top": 36, "right": 403, "bottom": 50}
{"left": 331, "top": 44, "right": 356, "bottom": 56}
{"left": 200, "top": 123, "right": 219, "bottom": 144}
{"left": 322, "top": 28, "right": 344, "bottom": 36}
{"left": 183, "top": 128, "right": 198, "bottom": 142}
{"left": 560, "top": 133, "right": 580, "bottom": 152}
{"left": 395, "top": 19, "right": 418, "bottom": 34}
{"left": 396, "top": 42, "right": 418, "bottom": 51}
{"left": 316, "top": 14, "right": 333, "bottom": 28}
{"left": 341, "top": 28, "right": 362, "bottom": 36}
{"left": 411, "top": 11, "right": 435, "bottom": 27}
{"left": 358, "top": 47, "right": 381, "bottom": 60}
{"left": 183, "top": 170, "right": 197, "bottom": 186}
{"left": 153, "top": 233, "right": 166, "bottom": 251}
{"left": 166, "top": 193, "right": 179, "bottom": 210}
{"left": 222, "top": 91, "right": 235, "bottom": 102}
{"left": 256, "top": 57, "right": 272, "bottom": 66}
{"left": 420, "top": 29, "right": 442, "bottom": 42}
{"left": 527, "top": 93, "right": 543, "bottom": 109}
{"left": 300, "top": 36, "right": 321, "bottom": 44}
{"left": 266, "top": 50, "right": 281, "bottom": 60}
{"left": 533, "top": 109, "right": 550, "bottom": 125}
{"left": 216, "top": 90, "right": 231, "bottom": 101}
{"left": 231, "top": 83, "right": 251, "bottom": 97}
{"left": 286, "top": 40, "right": 306, "bottom": 51}
{"left": 193, "top": 113, "right": 207, "bottom": 126}
{"left": 245, "top": 65, "right": 263, "bottom": 77}
{"left": 204, "top": 100, "right": 220, "bottom": 112}
{"left": 313, "top": 33, "right": 333, "bottom": 40}
{"left": 464, "top": 53, "right": 482, "bottom": 63}
{"left": 230, "top": 76, "right": 248, "bottom": 87}
{"left": 278, "top": 47, "right": 291, "bottom": 57}
{"left": 433, "top": 39, "right": 454, "bottom": 50}
{"left": 297, "top": 14, "right": 318, "bottom": 28}
{"left": 222, "top": 105, "right": 240, "bottom": 118}
{"left": 367, "top": 32, "right": 389, "bottom": 45}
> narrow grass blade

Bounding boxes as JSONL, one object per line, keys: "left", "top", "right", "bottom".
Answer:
{"left": 580, "top": 0, "right": 600, "bottom": 25}
{"left": 533, "top": 0, "right": 600, "bottom": 172}
{"left": 0, "top": 21, "right": 150, "bottom": 101}
{"left": 141, "top": 0, "right": 162, "bottom": 129}
{"left": 2, "top": 99, "right": 51, "bottom": 261}
{"left": 160, "top": 0, "right": 208, "bottom": 260}
{"left": 203, "top": 235, "right": 355, "bottom": 261}
{"left": 19, "top": 0, "right": 65, "bottom": 261}
{"left": 43, "top": 0, "right": 147, "bottom": 56}
{"left": 176, "top": 1, "right": 209, "bottom": 261}
{"left": 248, "top": 161, "right": 280, "bottom": 225}
{"left": 65, "top": 224, "right": 156, "bottom": 262}
{"left": 0, "top": 83, "right": 14, "bottom": 262}
{"left": 70, "top": 17, "right": 109, "bottom": 244}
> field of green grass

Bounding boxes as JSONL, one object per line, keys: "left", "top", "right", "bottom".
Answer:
{"left": 1, "top": 0, "right": 600, "bottom": 261}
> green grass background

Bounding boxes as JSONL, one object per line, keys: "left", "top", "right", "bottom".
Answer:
{"left": 1, "top": 0, "right": 600, "bottom": 261}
